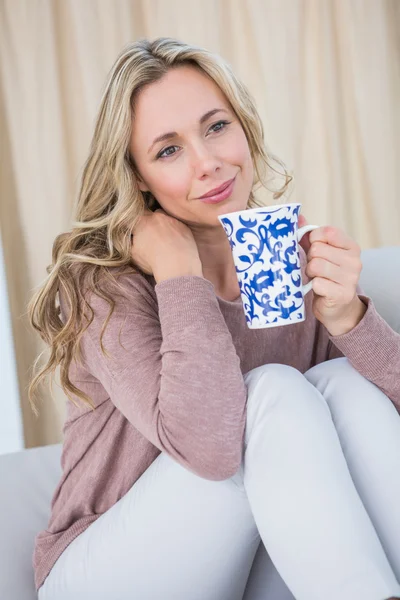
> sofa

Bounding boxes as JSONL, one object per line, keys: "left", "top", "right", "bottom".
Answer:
{"left": 1, "top": 246, "right": 399, "bottom": 600}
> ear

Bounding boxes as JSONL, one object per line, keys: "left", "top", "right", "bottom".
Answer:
{"left": 134, "top": 169, "right": 150, "bottom": 192}
{"left": 130, "top": 156, "right": 150, "bottom": 192}
{"left": 137, "top": 179, "right": 150, "bottom": 193}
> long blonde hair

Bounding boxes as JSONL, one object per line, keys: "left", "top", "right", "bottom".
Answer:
{"left": 27, "top": 36, "right": 293, "bottom": 416}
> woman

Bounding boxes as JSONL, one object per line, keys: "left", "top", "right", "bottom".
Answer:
{"left": 28, "top": 37, "right": 400, "bottom": 600}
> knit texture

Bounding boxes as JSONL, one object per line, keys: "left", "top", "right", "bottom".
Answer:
{"left": 33, "top": 249, "right": 400, "bottom": 591}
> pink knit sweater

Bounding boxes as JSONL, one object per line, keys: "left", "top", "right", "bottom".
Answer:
{"left": 33, "top": 248, "right": 400, "bottom": 591}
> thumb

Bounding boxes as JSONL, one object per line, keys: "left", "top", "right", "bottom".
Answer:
{"left": 298, "top": 213, "right": 311, "bottom": 254}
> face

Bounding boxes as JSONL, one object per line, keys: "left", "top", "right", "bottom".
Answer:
{"left": 129, "top": 65, "right": 254, "bottom": 227}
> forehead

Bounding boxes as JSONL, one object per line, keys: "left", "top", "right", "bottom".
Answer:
{"left": 132, "top": 66, "right": 230, "bottom": 142}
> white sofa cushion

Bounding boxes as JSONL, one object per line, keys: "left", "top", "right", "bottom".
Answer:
{"left": 0, "top": 444, "right": 62, "bottom": 599}
{"left": 360, "top": 246, "right": 400, "bottom": 333}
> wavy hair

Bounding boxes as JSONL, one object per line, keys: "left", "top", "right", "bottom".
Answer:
{"left": 27, "top": 36, "right": 293, "bottom": 416}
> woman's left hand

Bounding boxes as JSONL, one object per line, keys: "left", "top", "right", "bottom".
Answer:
{"left": 298, "top": 214, "right": 367, "bottom": 336}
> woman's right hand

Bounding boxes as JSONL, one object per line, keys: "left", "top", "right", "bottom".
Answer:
{"left": 130, "top": 208, "right": 204, "bottom": 283}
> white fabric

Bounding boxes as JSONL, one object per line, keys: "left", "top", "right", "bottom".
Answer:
{"left": 0, "top": 231, "right": 24, "bottom": 454}
{"left": 359, "top": 246, "right": 400, "bottom": 334}
{"left": 0, "top": 444, "right": 62, "bottom": 600}
{"left": 38, "top": 359, "right": 400, "bottom": 600}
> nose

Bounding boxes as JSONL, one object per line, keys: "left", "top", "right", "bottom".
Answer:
{"left": 190, "top": 142, "right": 223, "bottom": 179}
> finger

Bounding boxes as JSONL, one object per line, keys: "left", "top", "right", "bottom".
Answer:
{"left": 306, "top": 257, "right": 358, "bottom": 287}
{"left": 309, "top": 225, "right": 357, "bottom": 251}
{"left": 312, "top": 277, "right": 344, "bottom": 304}
{"left": 308, "top": 241, "right": 354, "bottom": 267}
{"left": 311, "top": 277, "right": 352, "bottom": 304}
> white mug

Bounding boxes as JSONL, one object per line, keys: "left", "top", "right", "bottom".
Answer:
{"left": 218, "top": 203, "right": 319, "bottom": 329}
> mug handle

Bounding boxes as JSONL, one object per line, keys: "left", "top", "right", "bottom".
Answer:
{"left": 297, "top": 224, "right": 320, "bottom": 296}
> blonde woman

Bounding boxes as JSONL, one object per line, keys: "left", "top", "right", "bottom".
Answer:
{"left": 29, "top": 37, "right": 400, "bottom": 600}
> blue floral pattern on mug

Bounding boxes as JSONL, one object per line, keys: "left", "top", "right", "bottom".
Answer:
{"left": 219, "top": 203, "right": 307, "bottom": 329}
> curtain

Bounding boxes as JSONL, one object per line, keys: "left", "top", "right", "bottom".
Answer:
{"left": 0, "top": 0, "right": 399, "bottom": 448}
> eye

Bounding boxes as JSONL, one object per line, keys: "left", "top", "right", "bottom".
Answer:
{"left": 156, "top": 120, "right": 231, "bottom": 160}
{"left": 208, "top": 119, "right": 231, "bottom": 133}
{"left": 157, "top": 145, "right": 179, "bottom": 159}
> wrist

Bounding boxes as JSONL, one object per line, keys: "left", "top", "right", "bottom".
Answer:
{"left": 154, "top": 266, "right": 204, "bottom": 284}
{"left": 323, "top": 297, "right": 367, "bottom": 337}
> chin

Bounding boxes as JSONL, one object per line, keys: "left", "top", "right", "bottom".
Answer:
{"left": 219, "top": 197, "right": 248, "bottom": 213}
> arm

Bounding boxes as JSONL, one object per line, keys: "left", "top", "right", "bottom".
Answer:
{"left": 61, "top": 273, "right": 247, "bottom": 481}
{"left": 326, "top": 292, "right": 400, "bottom": 413}
{"left": 298, "top": 234, "right": 400, "bottom": 413}
{"left": 325, "top": 281, "right": 364, "bottom": 361}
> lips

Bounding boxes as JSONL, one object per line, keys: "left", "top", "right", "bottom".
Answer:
{"left": 199, "top": 178, "right": 235, "bottom": 199}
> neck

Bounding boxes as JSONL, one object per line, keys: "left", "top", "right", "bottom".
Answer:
{"left": 189, "top": 222, "right": 240, "bottom": 300}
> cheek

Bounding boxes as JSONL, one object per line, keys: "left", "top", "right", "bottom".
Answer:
{"left": 151, "top": 172, "right": 190, "bottom": 201}
{"left": 236, "top": 143, "right": 254, "bottom": 187}
{"left": 228, "top": 130, "right": 253, "bottom": 173}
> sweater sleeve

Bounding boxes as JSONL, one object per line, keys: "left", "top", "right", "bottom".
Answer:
{"left": 62, "top": 273, "right": 247, "bottom": 481}
{"left": 301, "top": 245, "right": 400, "bottom": 412}
{"left": 325, "top": 294, "right": 400, "bottom": 413}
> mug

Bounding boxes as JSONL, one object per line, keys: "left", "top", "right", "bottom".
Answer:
{"left": 218, "top": 203, "right": 319, "bottom": 329}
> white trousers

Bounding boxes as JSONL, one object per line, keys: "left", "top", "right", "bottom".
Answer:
{"left": 38, "top": 358, "right": 400, "bottom": 600}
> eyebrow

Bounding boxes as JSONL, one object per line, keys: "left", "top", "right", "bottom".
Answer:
{"left": 147, "top": 108, "right": 230, "bottom": 155}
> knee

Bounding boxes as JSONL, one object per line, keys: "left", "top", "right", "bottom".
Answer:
{"left": 242, "top": 363, "right": 332, "bottom": 444}
{"left": 304, "top": 357, "right": 384, "bottom": 415}
{"left": 305, "top": 357, "right": 355, "bottom": 386}
{"left": 243, "top": 362, "right": 330, "bottom": 417}
{"left": 304, "top": 357, "right": 363, "bottom": 396}
{"left": 244, "top": 363, "right": 305, "bottom": 395}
